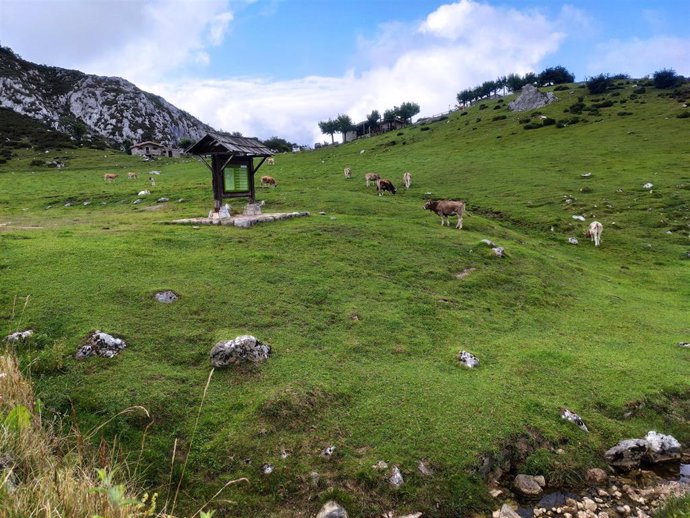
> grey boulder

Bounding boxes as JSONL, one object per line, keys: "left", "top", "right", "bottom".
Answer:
{"left": 210, "top": 335, "right": 271, "bottom": 367}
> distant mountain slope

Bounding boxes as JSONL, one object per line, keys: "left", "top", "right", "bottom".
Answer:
{"left": 0, "top": 47, "right": 213, "bottom": 147}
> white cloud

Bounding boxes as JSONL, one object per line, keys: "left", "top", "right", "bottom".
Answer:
{"left": 587, "top": 36, "right": 690, "bottom": 78}
{"left": 0, "top": 0, "right": 233, "bottom": 82}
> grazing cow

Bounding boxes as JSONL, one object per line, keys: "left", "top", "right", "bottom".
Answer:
{"left": 344, "top": 167, "right": 352, "bottom": 179}
{"left": 365, "top": 172, "right": 380, "bottom": 187}
{"left": 423, "top": 199, "right": 466, "bottom": 229}
{"left": 376, "top": 178, "right": 396, "bottom": 196}
{"left": 261, "top": 175, "right": 277, "bottom": 187}
{"left": 402, "top": 171, "right": 412, "bottom": 189}
{"left": 585, "top": 221, "right": 603, "bottom": 246}
{"left": 127, "top": 172, "right": 138, "bottom": 180}
{"left": 148, "top": 176, "right": 156, "bottom": 186}
{"left": 104, "top": 173, "right": 118, "bottom": 182}
{"left": 266, "top": 157, "right": 275, "bottom": 166}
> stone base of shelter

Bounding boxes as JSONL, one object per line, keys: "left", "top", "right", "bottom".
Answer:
{"left": 170, "top": 211, "right": 310, "bottom": 228}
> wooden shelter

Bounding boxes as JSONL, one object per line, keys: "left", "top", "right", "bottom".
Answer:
{"left": 186, "top": 133, "right": 274, "bottom": 213}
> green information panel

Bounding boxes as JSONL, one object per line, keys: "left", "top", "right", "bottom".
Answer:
{"left": 224, "top": 165, "right": 249, "bottom": 192}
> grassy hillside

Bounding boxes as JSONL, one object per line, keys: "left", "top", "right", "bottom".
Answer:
{"left": 1, "top": 79, "right": 689, "bottom": 517}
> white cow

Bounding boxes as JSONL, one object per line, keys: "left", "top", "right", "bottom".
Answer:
{"left": 344, "top": 167, "right": 352, "bottom": 179}
{"left": 585, "top": 221, "right": 603, "bottom": 246}
{"left": 402, "top": 171, "right": 412, "bottom": 189}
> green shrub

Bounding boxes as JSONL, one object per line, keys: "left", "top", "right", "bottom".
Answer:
{"left": 30, "top": 159, "right": 44, "bottom": 166}
{"left": 542, "top": 117, "right": 555, "bottom": 126}
{"left": 617, "top": 111, "right": 633, "bottom": 116}
{"left": 586, "top": 74, "right": 611, "bottom": 94}
{"left": 633, "top": 86, "right": 646, "bottom": 94}
{"left": 568, "top": 102, "right": 585, "bottom": 114}
{"left": 523, "top": 122, "right": 542, "bottom": 130}
{"left": 677, "top": 112, "right": 690, "bottom": 119}
{"left": 479, "top": 104, "right": 488, "bottom": 110}
{"left": 518, "top": 117, "right": 530, "bottom": 124}
{"left": 553, "top": 85, "right": 570, "bottom": 91}
{"left": 592, "top": 100, "right": 614, "bottom": 108}
{"left": 492, "top": 115, "right": 507, "bottom": 121}
{"left": 653, "top": 68, "right": 683, "bottom": 89}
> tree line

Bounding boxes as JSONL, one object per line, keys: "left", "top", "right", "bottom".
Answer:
{"left": 456, "top": 66, "right": 575, "bottom": 106}
{"left": 318, "top": 102, "right": 420, "bottom": 144}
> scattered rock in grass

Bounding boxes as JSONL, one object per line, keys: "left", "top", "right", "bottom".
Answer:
{"left": 373, "top": 460, "right": 388, "bottom": 470}
{"left": 75, "top": 330, "right": 127, "bottom": 359}
{"left": 154, "top": 290, "right": 179, "bottom": 303}
{"left": 138, "top": 190, "right": 150, "bottom": 196}
{"left": 64, "top": 202, "right": 71, "bottom": 207}
{"left": 5, "top": 329, "right": 33, "bottom": 342}
{"left": 133, "top": 199, "right": 142, "bottom": 204}
{"left": 149, "top": 170, "right": 161, "bottom": 175}
{"left": 321, "top": 445, "right": 336, "bottom": 458}
{"left": 310, "top": 471, "right": 320, "bottom": 487}
{"left": 417, "top": 460, "right": 434, "bottom": 476}
{"left": 492, "top": 247, "right": 505, "bottom": 258}
{"left": 561, "top": 408, "right": 589, "bottom": 432}
{"left": 680, "top": 463, "right": 690, "bottom": 483}
{"left": 317, "top": 501, "right": 348, "bottom": 518}
{"left": 389, "top": 466, "right": 404, "bottom": 488}
{"left": 261, "top": 463, "right": 273, "bottom": 475}
{"left": 644, "top": 431, "right": 681, "bottom": 463}
{"left": 514, "top": 474, "right": 544, "bottom": 497}
{"left": 456, "top": 267, "right": 476, "bottom": 279}
{"left": 83, "top": 200, "right": 90, "bottom": 206}
{"left": 458, "top": 350, "right": 480, "bottom": 368}
{"left": 508, "top": 85, "right": 557, "bottom": 112}
{"left": 280, "top": 448, "right": 289, "bottom": 459}
{"left": 319, "top": 211, "right": 326, "bottom": 215}
{"left": 605, "top": 439, "right": 649, "bottom": 468}
{"left": 572, "top": 215, "right": 586, "bottom": 221}
{"left": 209, "top": 335, "right": 271, "bottom": 367}
{"left": 219, "top": 204, "right": 231, "bottom": 218}
{"left": 568, "top": 237, "right": 579, "bottom": 245}
{"left": 177, "top": 198, "right": 185, "bottom": 203}
{"left": 481, "top": 239, "right": 496, "bottom": 247}
{"left": 498, "top": 503, "right": 522, "bottom": 518}
{"left": 642, "top": 183, "right": 653, "bottom": 190}
{"left": 157, "top": 197, "right": 169, "bottom": 203}
{"left": 581, "top": 172, "right": 592, "bottom": 178}
{"left": 679, "top": 342, "right": 690, "bottom": 348}
{"left": 586, "top": 468, "right": 608, "bottom": 484}
{"left": 243, "top": 202, "right": 263, "bottom": 216}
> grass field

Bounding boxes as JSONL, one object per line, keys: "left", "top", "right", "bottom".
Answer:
{"left": 1, "top": 80, "right": 689, "bottom": 517}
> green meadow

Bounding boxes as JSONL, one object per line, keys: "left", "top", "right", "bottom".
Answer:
{"left": 1, "top": 80, "right": 689, "bottom": 517}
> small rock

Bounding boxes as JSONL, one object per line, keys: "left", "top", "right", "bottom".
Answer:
{"left": 572, "top": 215, "right": 586, "bottom": 221}
{"left": 177, "top": 198, "right": 185, "bottom": 202}
{"left": 605, "top": 439, "right": 648, "bottom": 468}
{"left": 389, "top": 466, "right": 404, "bottom": 488}
{"left": 458, "top": 350, "right": 480, "bottom": 368}
{"left": 261, "top": 463, "right": 273, "bottom": 474}
{"left": 561, "top": 408, "right": 589, "bottom": 432}
{"left": 581, "top": 173, "right": 592, "bottom": 178}
{"left": 75, "top": 330, "right": 127, "bottom": 359}
{"left": 64, "top": 202, "right": 71, "bottom": 207}
{"left": 481, "top": 239, "right": 496, "bottom": 247}
{"left": 209, "top": 335, "right": 271, "bottom": 367}
{"left": 154, "top": 290, "right": 178, "bottom": 303}
{"left": 372, "top": 460, "right": 388, "bottom": 470}
{"left": 514, "top": 474, "right": 544, "bottom": 497}
{"left": 280, "top": 449, "right": 289, "bottom": 459}
{"left": 586, "top": 468, "right": 608, "bottom": 484}
{"left": 5, "top": 329, "right": 34, "bottom": 342}
{"left": 321, "top": 445, "right": 336, "bottom": 457}
{"left": 133, "top": 199, "right": 142, "bottom": 204}
{"left": 492, "top": 246, "right": 505, "bottom": 257}
{"left": 645, "top": 431, "right": 681, "bottom": 463}
{"left": 138, "top": 190, "right": 150, "bottom": 196}
{"left": 568, "top": 237, "right": 579, "bottom": 245}
{"left": 319, "top": 211, "right": 326, "bottom": 215}
{"left": 417, "top": 459, "right": 434, "bottom": 476}
{"left": 499, "top": 504, "right": 522, "bottom": 518}
{"left": 316, "top": 500, "right": 348, "bottom": 518}
{"left": 309, "top": 471, "right": 320, "bottom": 487}
{"left": 157, "top": 197, "right": 169, "bottom": 203}
{"left": 490, "top": 488, "right": 503, "bottom": 498}
{"left": 642, "top": 183, "right": 653, "bottom": 190}
{"left": 534, "top": 475, "right": 546, "bottom": 487}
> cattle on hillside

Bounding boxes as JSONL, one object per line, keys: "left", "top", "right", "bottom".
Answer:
{"left": 423, "top": 199, "right": 465, "bottom": 229}
{"left": 104, "top": 173, "right": 118, "bottom": 182}
{"left": 344, "top": 167, "right": 352, "bottom": 179}
{"left": 365, "top": 173, "right": 380, "bottom": 187}
{"left": 261, "top": 175, "right": 277, "bottom": 187}
{"left": 402, "top": 171, "right": 412, "bottom": 189}
{"left": 585, "top": 221, "right": 603, "bottom": 246}
{"left": 376, "top": 178, "right": 396, "bottom": 196}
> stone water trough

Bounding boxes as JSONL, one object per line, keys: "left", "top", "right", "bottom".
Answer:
{"left": 170, "top": 203, "right": 309, "bottom": 228}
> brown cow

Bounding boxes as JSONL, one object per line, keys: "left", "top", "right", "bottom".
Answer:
{"left": 423, "top": 199, "right": 465, "bottom": 229}
{"left": 104, "top": 173, "right": 118, "bottom": 182}
{"left": 127, "top": 172, "right": 138, "bottom": 180}
{"left": 376, "top": 178, "right": 396, "bottom": 196}
{"left": 365, "top": 172, "right": 380, "bottom": 187}
{"left": 261, "top": 175, "right": 277, "bottom": 187}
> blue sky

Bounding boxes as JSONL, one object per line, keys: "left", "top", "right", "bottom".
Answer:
{"left": 1, "top": 0, "right": 689, "bottom": 145}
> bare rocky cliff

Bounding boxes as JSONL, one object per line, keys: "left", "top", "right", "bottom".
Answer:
{"left": 0, "top": 46, "right": 213, "bottom": 146}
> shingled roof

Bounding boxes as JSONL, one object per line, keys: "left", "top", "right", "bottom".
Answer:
{"left": 186, "top": 133, "right": 273, "bottom": 157}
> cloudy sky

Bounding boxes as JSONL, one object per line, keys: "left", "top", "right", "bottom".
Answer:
{"left": 1, "top": 0, "right": 688, "bottom": 145}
